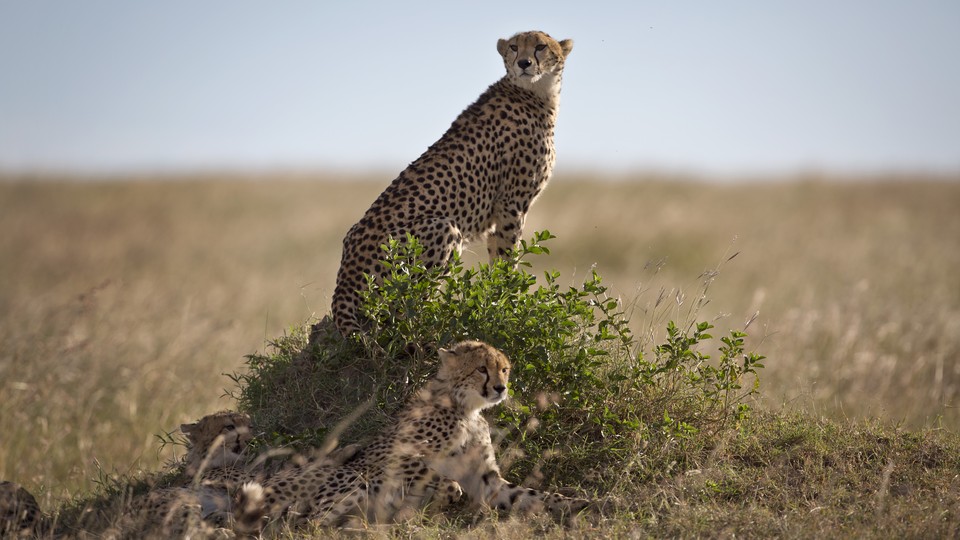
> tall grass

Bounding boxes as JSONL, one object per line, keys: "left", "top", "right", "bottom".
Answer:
{"left": 0, "top": 179, "right": 381, "bottom": 504}
{"left": 525, "top": 176, "right": 960, "bottom": 427}
{"left": 1, "top": 172, "right": 958, "bottom": 522}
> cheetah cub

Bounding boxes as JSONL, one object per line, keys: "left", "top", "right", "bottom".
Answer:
{"left": 120, "top": 411, "right": 256, "bottom": 537}
{"left": 237, "top": 341, "right": 590, "bottom": 531}
{"left": 330, "top": 31, "right": 573, "bottom": 336}
{"left": 123, "top": 411, "right": 361, "bottom": 537}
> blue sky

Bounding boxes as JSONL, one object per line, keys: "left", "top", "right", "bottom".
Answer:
{"left": 1, "top": 1, "right": 958, "bottom": 175}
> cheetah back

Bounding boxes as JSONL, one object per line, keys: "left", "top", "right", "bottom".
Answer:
{"left": 331, "top": 31, "right": 573, "bottom": 336}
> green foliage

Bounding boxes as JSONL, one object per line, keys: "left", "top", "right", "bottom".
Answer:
{"left": 230, "top": 325, "right": 395, "bottom": 450}
{"left": 53, "top": 229, "right": 960, "bottom": 539}
{"left": 626, "top": 320, "right": 766, "bottom": 437}
{"left": 359, "top": 230, "right": 632, "bottom": 406}
{"left": 232, "top": 230, "right": 765, "bottom": 488}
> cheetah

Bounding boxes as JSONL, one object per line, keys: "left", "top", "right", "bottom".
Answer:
{"left": 330, "top": 31, "right": 574, "bottom": 336}
{"left": 123, "top": 410, "right": 361, "bottom": 537}
{"left": 179, "top": 409, "right": 255, "bottom": 482}
{"left": 237, "top": 340, "right": 590, "bottom": 532}
{"left": 0, "top": 481, "right": 44, "bottom": 537}
{"left": 119, "top": 410, "right": 257, "bottom": 537}
{"left": 0, "top": 419, "right": 252, "bottom": 540}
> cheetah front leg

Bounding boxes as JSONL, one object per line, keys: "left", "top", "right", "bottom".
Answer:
{"left": 442, "top": 443, "right": 590, "bottom": 523}
{"left": 486, "top": 206, "right": 526, "bottom": 261}
{"left": 399, "top": 461, "right": 463, "bottom": 511}
{"left": 482, "top": 470, "right": 591, "bottom": 523}
{"left": 372, "top": 456, "right": 463, "bottom": 523}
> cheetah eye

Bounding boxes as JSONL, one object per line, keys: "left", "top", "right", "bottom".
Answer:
{"left": 477, "top": 366, "right": 487, "bottom": 374}
{"left": 509, "top": 45, "right": 517, "bottom": 52}
{"left": 502, "top": 368, "right": 508, "bottom": 374}
{"left": 535, "top": 44, "right": 547, "bottom": 52}
{"left": 223, "top": 424, "right": 235, "bottom": 432}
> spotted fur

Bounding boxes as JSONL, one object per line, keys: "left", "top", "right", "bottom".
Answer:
{"left": 238, "top": 341, "right": 590, "bottom": 532}
{"left": 330, "top": 30, "right": 574, "bottom": 336}
{"left": 120, "top": 411, "right": 258, "bottom": 537}
{"left": 117, "top": 413, "right": 363, "bottom": 537}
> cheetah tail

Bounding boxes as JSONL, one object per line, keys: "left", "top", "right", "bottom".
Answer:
{"left": 233, "top": 482, "right": 266, "bottom": 534}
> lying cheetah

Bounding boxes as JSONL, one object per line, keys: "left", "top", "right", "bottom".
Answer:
{"left": 124, "top": 411, "right": 360, "bottom": 537}
{"left": 120, "top": 410, "right": 257, "bottom": 537}
{"left": 179, "top": 409, "right": 255, "bottom": 482}
{"left": 238, "top": 340, "right": 590, "bottom": 532}
{"left": 0, "top": 412, "right": 256, "bottom": 539}
{"left": 330, "top": 31, "right": 574, "bottom": 336}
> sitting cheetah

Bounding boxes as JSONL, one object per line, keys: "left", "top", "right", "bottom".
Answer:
{"left": 0, "top": 481, "right": 44, "bottom": 537}
{"left": 330, "top": 30, "right": 574, "bottom": 336}
{"left": 237, "top": 340, "right": 590, "bottom": 532}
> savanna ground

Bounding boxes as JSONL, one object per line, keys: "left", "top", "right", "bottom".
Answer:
{"left": 1, "top": 172, "right": 959, "bottom": 536}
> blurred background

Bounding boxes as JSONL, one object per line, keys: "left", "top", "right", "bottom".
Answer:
{"left": 1, "top": 1, "right": 958, "bottom": 174}
{"left": 1, "top": 1, "right": 958, "bottom": 501}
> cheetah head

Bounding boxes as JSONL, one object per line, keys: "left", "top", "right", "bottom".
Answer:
{"left": 437, "top": 340, "right": 512, "bottom": 412}
{"left": 497, "top": 31, "right": 573, "bottom": 96}
{"left": 180, "top": 410, "right": 253, "bottom": 475}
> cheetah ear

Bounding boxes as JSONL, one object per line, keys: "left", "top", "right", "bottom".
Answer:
{"left": 497, "top": 38, "right": 510, "bottom": 57}
{"left": 437, "top": 347, "right": 459, "bottom": 379}
{"left": 559, "top": 39, "right": 573, "bottom": 58}
{"left": 180, "top": 422, "right": 198, "bottom": 436}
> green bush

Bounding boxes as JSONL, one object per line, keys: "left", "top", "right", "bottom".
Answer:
{"left": 231, "top": 232, "right": 764, "bottom": 490}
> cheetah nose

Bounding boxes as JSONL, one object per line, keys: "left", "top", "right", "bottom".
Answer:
{"left": 493, "top": 384, "right": 506, "bottom": 394}
{"left": 517, "top": 59, "right": 532, "bottom": 69}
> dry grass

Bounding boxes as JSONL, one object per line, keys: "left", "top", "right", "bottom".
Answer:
{"left": 0, "top": 177, "right": 382, "bottom": 505}
{"left": 1, "top": 172, "right": 958, "bottom": 533}
{"left": 525, "top": 175, "right": 960, "bottom": 428}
